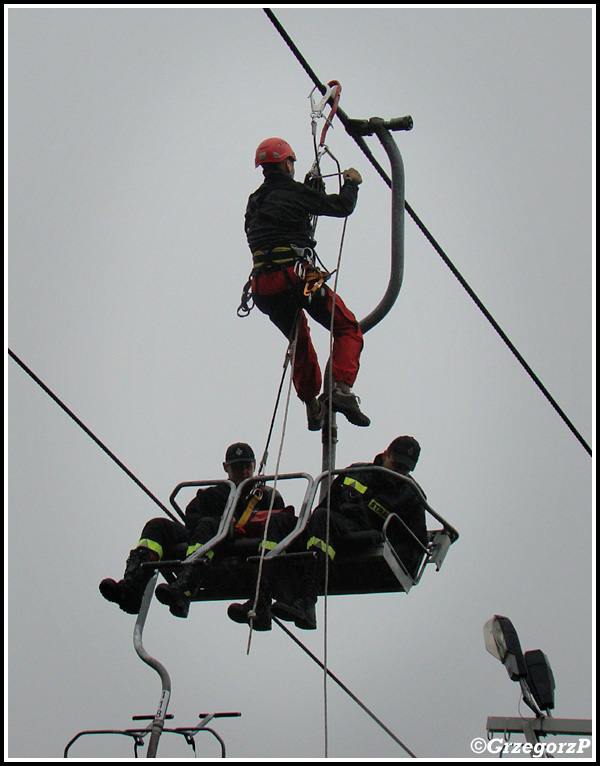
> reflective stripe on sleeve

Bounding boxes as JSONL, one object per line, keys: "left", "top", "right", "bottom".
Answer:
{"left": 137, "top": 539, "right": 163, "bottom": 560}
{"left": 307, "top": 536, "right": 336, "bottom": 560}
{"left": 186, "top": 543, "right": 214, "bottom": 560}
{"left": 342, "top": 477, "right": 368, "bottom": 494}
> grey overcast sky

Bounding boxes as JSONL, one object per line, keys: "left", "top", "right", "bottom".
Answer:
{"left": 6, "top": 5, "right": 594, "bottom": 760}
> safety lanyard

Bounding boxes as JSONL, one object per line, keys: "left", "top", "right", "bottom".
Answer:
{"left": 235, "top": 487, "right": 264, "bottom": 530}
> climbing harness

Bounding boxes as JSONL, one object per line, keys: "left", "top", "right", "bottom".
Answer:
{"left": 292, "top": 250, "right": 333, "bottom": 297}
{"left": 237, "top": 244, "right": 335, "bottom": 317}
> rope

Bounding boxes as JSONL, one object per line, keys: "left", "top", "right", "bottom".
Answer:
{"left": 273, "top": 617, "right": 417, "bottom": 758}
{"left": 8, "top": 348, "right": 180, "bottom": 523}
{"left": 257, "top": 311, "right": 301, "bottom": 475}
{"left": 246, "top": 319, "right": 300, "bottom": 653}
{"left": 320, "top": 215, "right": 348, "bottom": 756}
{"left": 262, "top": 8, "right": 591, "bottom": 459}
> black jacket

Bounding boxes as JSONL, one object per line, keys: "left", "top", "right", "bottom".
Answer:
{"left": 322, "top": 456, "right": 428, "bottom": 576}
{"left": 185, "top": 481, "right": 285, "bottom": 531}
{"left": 245, "top": 171, "right": 359, "bottom": 253}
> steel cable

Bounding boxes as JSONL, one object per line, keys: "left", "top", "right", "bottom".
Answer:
{"left": 8, "top": 348, "right": 179, "bottom": 522}
{"left": 262, "top": 7, "right": 591, "bottom": 458}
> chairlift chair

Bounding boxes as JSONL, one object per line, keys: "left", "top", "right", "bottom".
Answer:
{"left": 152, "top": 468, "right": 458, "bottom": 602}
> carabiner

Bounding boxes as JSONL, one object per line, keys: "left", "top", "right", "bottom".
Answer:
{"left": 309, "top": 80, "right": 342, "bottom": 147}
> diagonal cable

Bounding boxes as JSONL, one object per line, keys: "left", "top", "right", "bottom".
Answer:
{"left": 262, "top": 7, "right": 591, "bottom": 458}
{"left": 8, "top": 348, "right": 179, "bottom": 523}
{"left": 273, "top": 617, "right": 417, "bottom": 758}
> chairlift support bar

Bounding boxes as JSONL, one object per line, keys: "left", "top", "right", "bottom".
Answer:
{"left": 172, "top": 473, "right": 314, "bottom": 567}
{"left": 133, "top": 572, "right": 171, "bottom": 757}
{"left": 267, "top": 465, "right": 458, "bottom": 558}
{"left": 152, "top": 473, "right": 317, "bottom": 602}
{"left": 322, "top": 116, "right": 412, "bottom": 478}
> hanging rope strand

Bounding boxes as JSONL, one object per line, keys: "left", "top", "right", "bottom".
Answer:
{"left": 246, "top": 319, "right": 300, "bottom": 654}
{"left": 320, "top": 215, "right": 349, "bottom": 756}
{"left": 257, "top": 312, "right": 302, "bottom": 475}
{"left": 263, "top": 8, "right": 591, "bottom": 459}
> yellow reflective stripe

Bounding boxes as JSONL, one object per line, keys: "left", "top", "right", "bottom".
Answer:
{"left": 367, "top": 498, "right": 390, "bottom": 520}
{"left": 343, "top": 477, "right": 368, "bottom": 494}
{"left": 307, "top": 536, "right": 336, "bottom": 560}
{"left": 186, "top": 543, "right": 201, "bottom": 556}
{"left": 186, "top": 543, "right": 214, "bottom": 560}
{"left": 137, "top": 539, "right": 163, "bottom": 560}
{"left": 259, "top": 540, "right": 278, "bottom": 551}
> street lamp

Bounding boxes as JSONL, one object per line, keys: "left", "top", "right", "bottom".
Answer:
{"left": 483, "top": 614, "right": 555, "bottom": 715}
{"left": 483, "top": 615, "right": 591, "bottom": 754}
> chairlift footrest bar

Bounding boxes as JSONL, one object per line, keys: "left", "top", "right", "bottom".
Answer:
{"left": 247, "top": 551, "right": 317, "bottom": 564}
{"left": 148, "top": 557, "right": 210, "bottom": 571}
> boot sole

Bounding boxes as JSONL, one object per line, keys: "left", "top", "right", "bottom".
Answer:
{"left": 99, "top": 580, "right": 142, "bottom": 614}
{"left": 155, "top": 585, "right": 189, "bottom": 618}
{"left": 332, "top": 403, "right": 370, "bottom": 427}
{"left": 272, "top": 601, "right": 317, "bottom": 630}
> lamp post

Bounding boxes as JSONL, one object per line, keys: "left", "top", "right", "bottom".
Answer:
{"left": 483, "top": 615, "right": 592, "bottom": 752}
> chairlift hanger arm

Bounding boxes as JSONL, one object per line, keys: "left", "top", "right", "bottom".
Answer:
{"left": 355, "top": 116, "right": 411, "bottom": 334}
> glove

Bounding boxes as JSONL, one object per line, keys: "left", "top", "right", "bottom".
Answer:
{"left": 343, "top": 167, "right": 362, "bottom": 184}
{"left": 304, "top": 172, "right": 326, "bottom": 193}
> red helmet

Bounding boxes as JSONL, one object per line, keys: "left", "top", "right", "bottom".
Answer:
{"left": 254, "top": 137, "right": 297, "bottom": 168}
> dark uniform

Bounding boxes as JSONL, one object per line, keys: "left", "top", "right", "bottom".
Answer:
{"left": 139, "top": 481, "right": 290, "bottom": 562}
{"left": 268, "top": 436, "right": 427, "bottom": 630}
{"left": 305, "top": 455, "right": 428, "bottom": 579}
{"left": 245, "top": 170, "right": 364, "bottom": 405}
{"left": 100, "top": 442, "right": 296, "bottom": 618}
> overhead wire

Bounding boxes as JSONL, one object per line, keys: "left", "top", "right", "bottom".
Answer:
{"left": 7, "top": 351, "right": 419, "bottom": 758}
{"left": 8, "top": 348, "right": 180, "bottom": 523}
{"left": 273, "top": 616, "right": 417, "bottom": 758}
{"left": 262, "top": 7, "right": 591, "bottom": 459}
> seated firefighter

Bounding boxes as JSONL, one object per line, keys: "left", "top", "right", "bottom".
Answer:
{"left": 99, "top": 442, "right": 296, "bottom": 620}
{"left": 227, "top": 436, "right": 428, "bottom": 632}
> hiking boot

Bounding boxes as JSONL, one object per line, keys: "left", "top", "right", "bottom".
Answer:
{"left": 330, "top": 382, "right": 370, "bottom": 427}
{"left": 227, "top": 599, "right": 272, "bottom": 631}
{"left": 272, "top": 597, "right": 317, "bottom": 630}
{"left": 155, "top": 564, "right": 201, "bottom": 619}
{"left": 306, "top": 397, "right": 324, "bottom": 431}
{"left": 99, "top": 547, "right": 158, "bottom": 615}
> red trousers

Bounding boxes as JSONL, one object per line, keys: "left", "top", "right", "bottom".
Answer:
{"left": 252, "top": 266, "right": 364, "bottom": 403}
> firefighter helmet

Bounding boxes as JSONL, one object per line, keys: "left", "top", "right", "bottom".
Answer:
{"left": 255, "top": 137, "right": 296, "bottom": 168}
